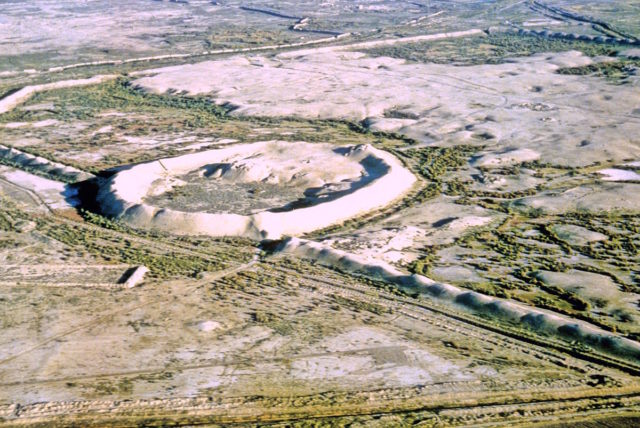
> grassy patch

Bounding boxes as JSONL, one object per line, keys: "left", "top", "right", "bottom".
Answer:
{"left": 363, "top": 33, "right": 622, "bottom": 66}
{"left": 557, "top": 59, "right": 640, "bottom": 83}
{"left": 395, "top": 145, "right": 478, "bottom": 182}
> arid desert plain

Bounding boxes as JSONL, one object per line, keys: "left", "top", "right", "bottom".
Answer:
{"left": 1, "top": 0, "right": 640, "bottom": 426}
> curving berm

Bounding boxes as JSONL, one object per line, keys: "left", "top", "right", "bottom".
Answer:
{"left": 97, "top": 140, "right": 416, "bottom": 240}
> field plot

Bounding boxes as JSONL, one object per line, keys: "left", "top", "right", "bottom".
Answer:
{"left": 2, "top": 255, "right": 640, "bottom": 426}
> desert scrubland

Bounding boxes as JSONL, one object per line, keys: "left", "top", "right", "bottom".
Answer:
{"left": 1, "top": 0, "right": 640, "bottom": 426}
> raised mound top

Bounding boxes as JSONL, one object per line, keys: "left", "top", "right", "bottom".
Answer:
{"left": 97, "top": 141, "right": 416, "bottom": 239}
{"left": 143, "top": 141, "right": 372, "bottom": 215}
{"left": 202, "top": 140, "right": 366, "bottom": 187}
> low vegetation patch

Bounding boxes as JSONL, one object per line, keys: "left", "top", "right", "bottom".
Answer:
{"left": 364, "top": 33, "right": 622, "bottom": 66}
{"left": 557, "top": 59, "right": 640, "bottom": 83}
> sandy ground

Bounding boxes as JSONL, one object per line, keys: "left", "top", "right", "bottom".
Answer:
{"left": 514, "top": 182, "right": 640, "bottom": 213}
{"left": 133, "top": 50, "right": 640, "bottom": 168}
{"left": 0, "top": 166, "right": 78, "bottom": 211}
{"left": 536, "top": 270, "right": 640, "bottom": 318}
{"left": 552, "top": 224, "right": 608, "bottom": 246}
{"left": 598, "top": 168, "right": 640, "bottom": 181}
{"left": 324, "top": 196, "right": 500, "bottom": 266}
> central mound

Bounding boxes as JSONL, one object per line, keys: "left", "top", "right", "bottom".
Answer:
{"left": 97, "top": 141, "right": 416, "bottom": 240}
{"left": 144, "top": 141, "right": 370, "bottom": 215}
